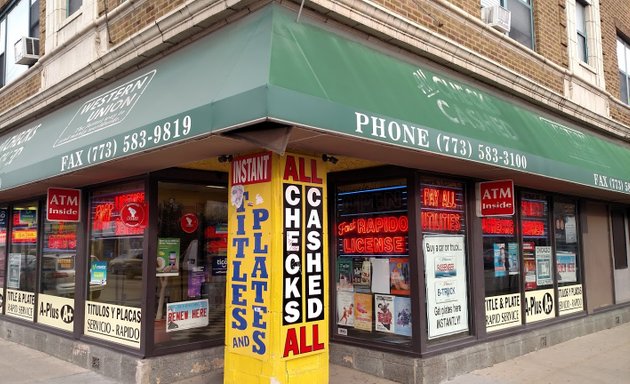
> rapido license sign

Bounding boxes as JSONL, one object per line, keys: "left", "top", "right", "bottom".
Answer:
{"left": 476, "top": 180, "right": 514, "bottom": 217}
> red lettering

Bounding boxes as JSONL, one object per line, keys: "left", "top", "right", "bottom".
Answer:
{"left": 283, "top": 325, "right": 325, "bottom": 358}
{"left": 283, "top": 155, "right": 298, "bottom": 181}
{"left": 310, "top": 159, "right": 323, "bottom": 184}
{"left": 283, "top": 328, "right": 299, "bottom": 357}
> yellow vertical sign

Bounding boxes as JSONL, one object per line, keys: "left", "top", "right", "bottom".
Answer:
{"left": 225, "top": 152, "right": 328, "bottom": 383}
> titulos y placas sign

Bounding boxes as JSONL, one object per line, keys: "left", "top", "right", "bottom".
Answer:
{"left": 476, "top": 180, "right": 514, "bottom": 217}
{"left": 47, "top": 188, "right": 81, "bottom": 222}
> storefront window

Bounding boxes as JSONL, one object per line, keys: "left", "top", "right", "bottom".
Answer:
{"left": 7, "top": 202, "right": 38, "bottom": 321}
{"left": 420, "top": 177, "right": 469, "bottom": 341}
{"left": 553, "top": 200, "right": 583, "bottom": 315}
{"left": 0, "top": 207, "right": 7, "bottom": 314}
{"left": 334, "top": 179, "right": 412, "bottom": 345}
{"left": 154, "top": 182, "right": 227, "bottom": 346}
{"left": 38, "top": 213, "right": 79, "bottom": 331}
{"left": 520, "top": 192, "right": 555, "bottom": 323}
{"left": 85, "top": 182, "right": 145, "bottom": 348}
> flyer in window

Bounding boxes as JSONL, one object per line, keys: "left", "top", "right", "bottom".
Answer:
{"left": 394, "top": 296, "right": 412, "bottom": 336}
{"left": 493, "top": 243, "right": 507, "bottom": 277}
{"left": 389, "top": 258, "right": 410, "bottom": 295}
{"left": 337, "top": 258, "right": 353, "bottom": 291}
{"left": 353, "top": 293, "right": 373, "bottom": 331}
{"left": 157, "top": 238, "right": 180, "bottom": 276}
{"left": 337, "top": 291, "right": 355, "bottom": 326}
{"left": 507, "top": 242, "right": 519, "bottom": 275}
{"left": 535, "top": 246, "right": 553, "bottom": 286}
{"left": 374, "top": 294, "right": 395, "bottom": 333}
{"left": 370, "top": 258, "right": 390, "bottom": 294}
{"left": 7, "top": 253, "right": 21, "bottom": 289}
{"left": 556, "top": 251, "right": 577, "bottom": 283}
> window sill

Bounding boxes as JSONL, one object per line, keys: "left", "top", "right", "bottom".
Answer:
{"left": 59, "top": 8, "right": 83, "bottom": 31}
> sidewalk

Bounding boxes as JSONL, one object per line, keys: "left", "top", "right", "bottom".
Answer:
{"left": 1, "top": 322, "right": 628, "bottom": 383}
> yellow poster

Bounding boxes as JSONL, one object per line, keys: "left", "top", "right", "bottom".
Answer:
{"left": 37, "top": 294, "right": 74, "bottom": 332}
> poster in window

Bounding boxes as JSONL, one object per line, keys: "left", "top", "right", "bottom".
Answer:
{"left": 423, "top": 235, "right": 469, "bottom": 339}
{"left": 523, "top": 242, "right": 536, "bottom": 290}
{"left": 564, "top": 216, "right": 577, "bottom": 244}
{"left": 7, "top": 253, "right": 21, "bottom": 289}
{"left": 389, "top": 258, "right": 410, "bottom": 295}
{"left": 556, "top": 251, "right": 577, "bottom": 283}
{"left": 157, "top": 238, "right": 180, "bottom": 277}
{"left": 493, "top": 243, "right": 507, "bottom": 277}
{"left": 375, "top": 294, "right": 395, "bottom": 333}
{"left": 370, "top": 258, "right": 389, "bottom": 294}
{"left": 353, "top": 293, "right": 373, "bottom": 331}
{"left": 507, "top": 242, "right": 519, "bottom": 275}
{"left": 337, "top": 291, "right": 355, "bottom": 327}
{"left": 337, "top": 258, "right": 353, "bottom": 291}
{"left": 394, "top": 296, "right": 412, "bottom": 336}
{"left": 535, "top": 246, "right": 553, "bottom": 286}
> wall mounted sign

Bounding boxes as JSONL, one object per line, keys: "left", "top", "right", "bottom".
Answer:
{"left": 47, "top": 188, "right": 81, "bottom": 222}
{"left": 476, "top": 180, "right": 514, "bottom": 217}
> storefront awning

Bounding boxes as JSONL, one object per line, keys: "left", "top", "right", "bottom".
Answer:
{"left": 1, "top": 4, "right": 630, "bottom": 196}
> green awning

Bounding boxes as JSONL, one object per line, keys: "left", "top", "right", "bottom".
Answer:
{"left": 1, "top": 4, "right": 630, "bottom": 195}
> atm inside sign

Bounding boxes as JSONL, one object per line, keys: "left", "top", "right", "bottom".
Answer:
{"left": 476, "top": 180, "right": 514, "bottom": 217}
{"left": 47, "top": 188, "right": 81, "bottom": 222}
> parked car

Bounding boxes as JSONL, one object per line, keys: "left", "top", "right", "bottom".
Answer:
{"left": 41, "top": 254, "right": 104, "bottom": 299}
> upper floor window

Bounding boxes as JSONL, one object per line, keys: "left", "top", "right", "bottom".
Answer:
{"left": 618, "top": 37, "right": 630, "bottom": 105}
{"left": 503, "top": 0, "right": 534, "bottom": 49}
{"left": 68, "top": 0, "right": 82, "bottom": 16}
{"left": 0, "top": 0, "right": 39, "bottom": 87}
{"left": 576, "top": 1, "right": 588, "bottom": 63}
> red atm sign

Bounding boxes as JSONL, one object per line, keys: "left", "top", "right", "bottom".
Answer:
{"left": 47, "top": 188, "right": 81, "bottom": 222}
{"left": 476, "top": 180, "right": 514, "bottom": 217}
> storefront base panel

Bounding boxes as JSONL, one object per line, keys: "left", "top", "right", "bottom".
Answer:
{"left": 0, "top": 306, "right": 628, "bottom": 383}
{"left": 330, "top": 306, "right": 630, "bottom": 384}
{"left": 0, "top": 320, "right": 224, "bottom": 384}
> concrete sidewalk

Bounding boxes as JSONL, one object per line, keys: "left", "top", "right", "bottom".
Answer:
{"left": 1, "top": 322, "right": 628, "bottom": 383}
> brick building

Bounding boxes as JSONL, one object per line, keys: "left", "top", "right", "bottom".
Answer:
{"left": 0, "top": 0, "right": 628, "bottom": 383}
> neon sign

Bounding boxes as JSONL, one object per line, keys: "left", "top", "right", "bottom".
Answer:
{"left": 92, "top": 191, "right": 145, "bottom": 236}
{"left": 522, "top": 220, "right": 546, "bottom": 236}
{"left": 47, "top": 233, "right": 77, "bottom": 250}
{"left": 337, "top": 215, "right": 408, "bottom": 236}
{"left": 342, "top": 236, "right": 406, "bottom": 254}
{"left": 12, "top": 229, "right": 37, "bottom": 243}
{"left": 421, "top": 211, "right": 462, "bottom": 233}
{"left": 521, "top": 199, "right": 546, "bottom": 217}
{"left": 482, "top": 217, "right": 515, "bottom": 235}
{"left": 422, "top": 187, "right": 458, "bottom": 209}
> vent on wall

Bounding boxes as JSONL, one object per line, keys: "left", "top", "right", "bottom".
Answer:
{"left": 14, "top": 36, "right": 40, "bottom": 65}
{"left": 481, "top": 5, "right": 511, "bottom": 34}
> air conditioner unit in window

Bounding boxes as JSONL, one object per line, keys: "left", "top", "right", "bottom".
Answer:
{"left": 14, "top": 36, "right": 40, "bottom": 65}
{"left": 481, "top": 5, "right": 511, "bottom": 34}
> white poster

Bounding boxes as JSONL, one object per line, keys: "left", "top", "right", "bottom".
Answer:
{"left": 7, "top": 253, "right": 21, "bottom": 289}
{"left": 84, "top": 301, "right": 141, "bottom": 348}
{"left": 37, "top": 294, "right": 74, "bottom": 332}
{"left": 525, "top": 288, "right": 555, "bottom": 323}
{"left": 558, "top": 284, "right": 583, "bottom": 315}
{"left": 5, "top": 289, "right": 35, "bottom": 321}
{"left": 166, "top": 299, "right": 209, "bottom": 332}
{"left": 370, "top": 258, "right": 390, "bottom": 294}
{"left": 423, "top": 235, "right": 468, "bottom": 339}
{"left": 535, "top": 246, "right": 553, "bottom": 286}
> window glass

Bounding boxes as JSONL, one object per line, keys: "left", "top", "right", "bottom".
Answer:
{"left": 5, "top": 0, "right": 29, "bottom": 84}
{"left": 0, "top": 208, "right": 8, "bottom": 314}
{"left": 504, "top": 0, "right": 533, "bottom": 48}
{"left": 7, "top": 202, "right": 38, "bottom": 321}
{"left": 29, "top": 0, "right": 39, "bottom": 38}
{"left": 617, "top": 39, "right": 626, "bottom": 72}
{"left": 85, "top": 182, "right": 145, "bottom": 348}
{"left": 576, "top": 2, "right": 587, "bottom": 63}
{"left": 553, "top": 200, "right": 584, "bottom": 315}
{"left": 154, "top": 182, "right": 228, "bottom": 346}
{"left": 612, "top": 208, "right": 628, "bottom": 270}
{"left": 38, "top": 213, "right": 79, "bottom": 331}
{"left": 334, "top": 179, "right": 412, "bottom": 346}
{"left": 520, "top": 192, "right": 556, "bottom": 323}
{"left": 68, "top": 0, "right": 82, "bottom": 16}
{"left": 618, "top": 38, "right": 630, "bottom": 104}
{"left": 420, "top": 177, "right": 469, "bottom": 341}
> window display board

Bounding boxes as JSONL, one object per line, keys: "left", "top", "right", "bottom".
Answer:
{"left": 558, "top": 284, "right": 583, "bottom": 315}
{"left": 334, "top": 181, "right": 412, "bottom": 342}
{"left": 524, "top": 288, "right": 555, "bottom": 323}
{"left": 485, "top": 293, "right": 521, "bottom": 332}
{"left": 423, "top": 235, "right": 468, "bottom": 339}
